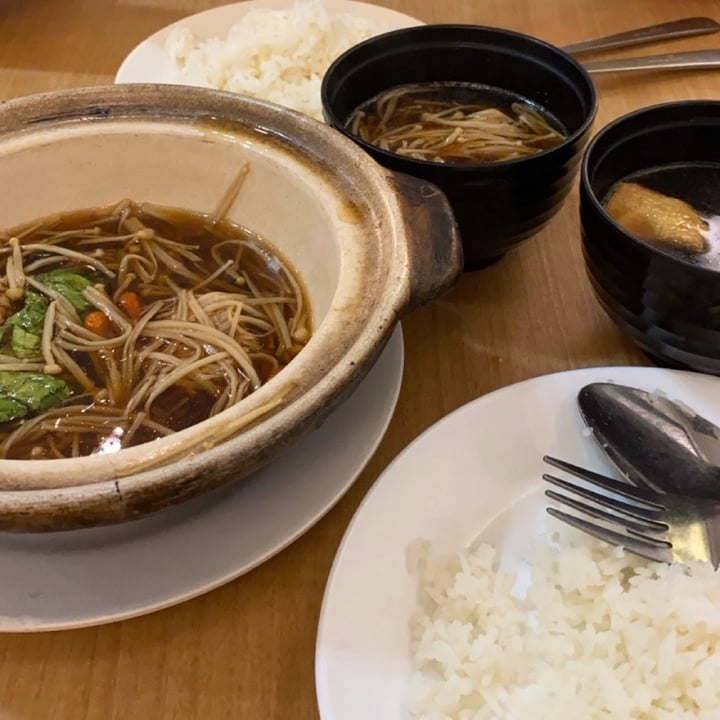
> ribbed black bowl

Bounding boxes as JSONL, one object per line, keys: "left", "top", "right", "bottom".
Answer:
{"left": 581, "top": 101, "right": 720, "bottom": 374}
{"left": 321, "top": 24, "right": 597, "bottom": 271}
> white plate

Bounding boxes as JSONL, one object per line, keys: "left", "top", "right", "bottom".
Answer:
{"left": 0, "top": 327, "right": 403, "bottom": 632}
{"left": 115, "top": 0, "right": 423, "bottom": 86}
{"left": 315, "top": 365, "right": 720, "bottom": 720}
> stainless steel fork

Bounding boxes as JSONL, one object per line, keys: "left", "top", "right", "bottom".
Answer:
{"left": 543, "top": 456, "right": 720, "bottom": 566}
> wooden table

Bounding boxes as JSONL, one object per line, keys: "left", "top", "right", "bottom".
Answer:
{"left": 0, "top": 0, "right": 717, "bottom": 717}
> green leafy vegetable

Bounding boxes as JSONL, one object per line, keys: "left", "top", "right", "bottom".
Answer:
{"left": 0, "top": 395, "right": 31, "bottom": 423}
{"left": 5, "top": 289, "right": 48, "bottom": 359}
{"left": 10, "top": 326, "right": 43, "bottom": 358}
{"left": 1, "top": 269, "right": 101, "bottom": 359}
{"left": 0, "top": 371, "right": 71, "bottom": 423}
{"left": 37, "top": 269, "right": 98, "bottom": 313}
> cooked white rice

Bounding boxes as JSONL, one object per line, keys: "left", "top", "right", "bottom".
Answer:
{"left": 165, "top": 0, "right": 379, "bottom": 121}
{"left": 409, "top": 525, "right": 720, "bottom": 719}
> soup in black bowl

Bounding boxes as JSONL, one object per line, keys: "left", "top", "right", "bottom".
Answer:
{"left": 322, "top": 24, "right": 597, "bottom": 270}
{"left": 580, "top": 101, "right": 720, "bottom": 374}
{"left": 345, "top": 81, "right": 568, "bottom": 164}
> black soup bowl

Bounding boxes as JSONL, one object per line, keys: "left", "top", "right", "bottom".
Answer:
{"left": 321, "top": 24, "right": 597, "bottom": 271}
{"left": 581, "top": 100, "right": 720, "bottom": 374}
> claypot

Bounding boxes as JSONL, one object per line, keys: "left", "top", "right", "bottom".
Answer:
{"left": 0, "top": 85, "right": 462, "bottom": 531}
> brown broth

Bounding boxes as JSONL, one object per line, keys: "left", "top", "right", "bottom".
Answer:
{"left": 0, "top": 202, "right": 311, "bottom": 459}
{"left": 346, "top": 82, "right": 567, "bottom": 165}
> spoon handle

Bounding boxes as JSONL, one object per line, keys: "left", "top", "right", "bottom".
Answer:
{"left": 563, "top": 17, "right": 720, "bottom": 55}
{"left": 583, "top": 49, "right": 720, "bottom": 73}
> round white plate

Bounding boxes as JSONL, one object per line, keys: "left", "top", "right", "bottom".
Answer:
{"left": 115, "top": 0, "right": 423, "bottom": 86}
{"left": 0, "top": 327, "right": 403, "bottom": 632}
{"left": 315, "top": 365, "right": 720, "bottom": 720}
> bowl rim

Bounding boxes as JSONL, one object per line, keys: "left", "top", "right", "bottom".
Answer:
{"left": 581, "top": 98, "right": 720, "bottom": 277}
{"left": 321, "top": 22, "right": 598, "bottom": 172}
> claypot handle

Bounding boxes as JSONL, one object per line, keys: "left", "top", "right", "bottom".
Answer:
{"left": 387, "top": 171, "right": 463, "bottom": 310}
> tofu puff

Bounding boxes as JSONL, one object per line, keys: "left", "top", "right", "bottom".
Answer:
{"left": 605, "top": 182, "right": 709, "bottom": 254}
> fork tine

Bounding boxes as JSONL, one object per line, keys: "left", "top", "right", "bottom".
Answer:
{"left": 544, "top": 489, "right": 668, "bottom": 535}
{"left": 546, "top": 507, "right": 673, "bottom": 564}
{"left": 543, "top": 456, "right": 662, "bottom": 505}
{"left": 543, "top": 472, "right": 665, "bottom": 523}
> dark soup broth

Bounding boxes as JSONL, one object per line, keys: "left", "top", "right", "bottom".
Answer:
{"left": 603, "top": 162, "right": 720, "bottom": 266}
{"left": 0, "top": 201, "right": 311, "bottom": 460}
{"left": 345, "top": 82, "right": 568, "bottom": 165}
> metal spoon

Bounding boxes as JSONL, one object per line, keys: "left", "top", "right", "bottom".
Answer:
{"left": 577, "top": 382, "right": 720, "bottom": 500}
{"left": 582, "top": 49, "right": 720, "bottom": 74}
{"left": 563, "top": 17, "right": 720, "bottom": 55}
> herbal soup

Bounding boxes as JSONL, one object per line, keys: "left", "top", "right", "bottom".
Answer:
{"left": 0, "top": 200, "right": 310, "bottom": 460}
{"left": 345, "top": 82, "right": 568, "bottom": 164}
{"left": 604, "top": 162, "right": 720, "bottom": 266}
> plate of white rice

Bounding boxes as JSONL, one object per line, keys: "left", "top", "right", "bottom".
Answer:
{"left": 115, "top": 0, "right": 423, "bottom": 121}
{"left": 315, "top": 366, "right": 720, "bottom": 720}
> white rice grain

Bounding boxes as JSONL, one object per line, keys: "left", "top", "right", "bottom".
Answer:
{"left": 165, "top": 0, "right": 379, "bottom": 120}
{"left": 410, "top": 524, "right": 720, "bottom": 720}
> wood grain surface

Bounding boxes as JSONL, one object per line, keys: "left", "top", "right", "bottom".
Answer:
{"left": 0, "top": 0, "right": 717, "bottom": 718}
